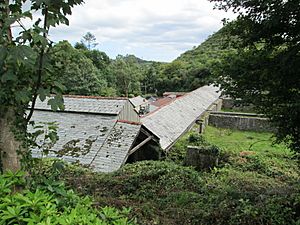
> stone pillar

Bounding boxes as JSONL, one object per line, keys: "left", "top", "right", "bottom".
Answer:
{"left": 184, "top": 145, "right": 219, "bottom": 171}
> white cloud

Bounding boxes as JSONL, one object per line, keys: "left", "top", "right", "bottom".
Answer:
{"left": 24, "top": 0, "right": 237, "bottom": 62}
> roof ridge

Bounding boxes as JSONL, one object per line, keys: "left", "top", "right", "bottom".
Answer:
{"left": 141, "top": 85, "right": 215, "bottom": 118}
{"left": 62, "top": 95, "right": 128, "bottom": 100}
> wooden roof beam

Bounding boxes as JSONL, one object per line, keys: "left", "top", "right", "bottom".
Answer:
{"left": 128, "top": 136, "right": 153, "bottom": 155}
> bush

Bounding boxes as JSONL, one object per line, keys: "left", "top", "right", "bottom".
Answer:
{"left": 188, "top": 133, "right": 207, "bottom": 144}
{"left": 60, "top": 160, "right": 300, "bottom": 225}
{"left": 0, "top": 170, "right": 136, "bottom": 225}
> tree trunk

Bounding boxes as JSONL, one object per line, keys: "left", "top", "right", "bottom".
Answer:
{"left": 0, "top": 108, "right": 22, "bottom": 172}
{"left": 0, "top": 1, "right": 22, "bottom": 172}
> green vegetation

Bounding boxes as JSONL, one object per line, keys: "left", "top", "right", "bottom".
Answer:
{"left": 1, "top": 1, "right": 299, "bottom": 224}
{"left": 204, "top": 126, "right": 299, "bottom": 179}
{"left": 0, "top": 0, "right": 83, "bottom": 172}
{"left": 0, "top": 169, "right": 135, "bottom": 224}
{"left": 52, "top": 41, "right": 108, "bottom": 96}
{"left": 210, "top": 0, "right": 300, "bottom": 151}
{"left": 32, "top": 127, "right": 298, "bottom": 225}
{"left": 48, "top": 27, "right": 231, "bottom": 97}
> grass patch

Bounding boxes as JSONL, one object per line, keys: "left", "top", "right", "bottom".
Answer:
{"left": 203, "top": 126, "right": 299, "bottom": 181}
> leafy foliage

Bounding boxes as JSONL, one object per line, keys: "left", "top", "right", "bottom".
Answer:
{"left": 209, "top": 0, "right": 300, "bottom": 151}
{"left": 0, "top": 0, "right": 84, "bottom": 171}
{"left": 107, "top": 55, "right": 144, "bottom": 97}
{"left": 41, "top": 125, "right": 299, "bottom": 225}
{"left": 51, "top": 28, "right": 235, "bottom": 97}
{"left": 57, "top": 158, "right": 299, "bottom": 225}
{"left": 51, "top": 41, "right": 107, "bottom": 95}
{"left": 0, "top": 0, "right": 83, "bottom": 111}
{"left": 0, "top": 170, "right": 136, "bottom": 225}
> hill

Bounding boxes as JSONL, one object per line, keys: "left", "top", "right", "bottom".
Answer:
{"left": 153, "top": 25, "right": 237, "bottom": 94}
{"left": 176, "top": 25, "right": 236, "bottom": 65}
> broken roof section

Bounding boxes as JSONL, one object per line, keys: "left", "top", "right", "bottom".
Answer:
{"left": 141, "top": 85, "right": 221, "bottom": 150}
{"left": 150, "top": 96, "right": 177, "bottom": 108}
{"left": 30, "top": 96, "right": 152, "bottom": 172}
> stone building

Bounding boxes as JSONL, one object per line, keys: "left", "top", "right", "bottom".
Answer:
{"left": 29, "top": 85, "right": 221, "bottom": 172}
{"left": 29, "top": 96, "right": 159, "bottom": 172}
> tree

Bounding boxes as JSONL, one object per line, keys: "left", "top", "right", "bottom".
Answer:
{"left": 155, "top": 61, "right": 188, "bottom": 94}
{"left": 210, "top": 0, "right": 300, "bottom": 151}
{"left": 108, "top": 55, "right": 143, "bottom": 97}
{"left": 52, "top": 41, "right": 107, "bottom": 96}
{"left": 82, "top": 49, "right": 110, "bottom": 71}
{"left": 0, "top": 0, "right": 83, "bottom": 172}
{"left": 74, "top": 41, "right": 88, "bottom": 50}
{"left": 142, "top": 62, "right": 162, "bottom": 95}
{"left": 80, "top": 32, "right": 98, "bottom": 50}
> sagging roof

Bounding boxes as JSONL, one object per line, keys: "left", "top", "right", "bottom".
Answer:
{"left": 34, "top": 96, "right": 127, "bottom": 115}
{"left": 90, "top": 121, "right": 141, "bottom": 172}
{"left": 141, "top": 85, "right": 221, "bottom": 150}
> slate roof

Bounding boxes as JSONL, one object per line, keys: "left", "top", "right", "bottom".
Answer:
{"left": 90, "top": 121, "right": 141, "bottom": 172}
{"left": 141, "top": 85, "right": 221, "bottom": 150}
{"left": 163, "top": 92, "right": 186, "bottom": 97}
{"left": 30, "top": 111, "right": 118, "bottom": 165}
{"left": 34, "top": 96, "right": 127, "bottom": 115}
{"left": 30, "top": 112, "right": 142, "bottom": 172}
{"left": 29, "top": 96, "right": 142, "bottom": 172}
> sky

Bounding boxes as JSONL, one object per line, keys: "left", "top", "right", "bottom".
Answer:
{"left": 45, "top": 0, "right": 234, "bottom": 62}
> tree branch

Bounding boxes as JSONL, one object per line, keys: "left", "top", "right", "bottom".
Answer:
{"left": 26, "top": 7, "right": 49, "bottom": 123}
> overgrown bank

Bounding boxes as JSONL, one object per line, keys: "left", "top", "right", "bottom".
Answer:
{"left": 3, "top": 127, "right": 298, "bottom": 224}
{"left": 46, "top": 126, "right": 300, "bottom": 225}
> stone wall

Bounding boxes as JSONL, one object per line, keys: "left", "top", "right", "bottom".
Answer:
{"left": 208, "top": 111, "right": 275, "bottom": 132}
{"left": 221, "top": 98, "right": 255, "bottom": 113}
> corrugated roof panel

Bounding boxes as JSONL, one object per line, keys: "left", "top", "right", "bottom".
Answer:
{"left": 141, "top": 85, "right": 221, "bottom": 150}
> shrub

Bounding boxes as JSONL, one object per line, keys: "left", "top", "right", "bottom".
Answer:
{"left": 0, "top": 171, "right": 136, "bottom": 225}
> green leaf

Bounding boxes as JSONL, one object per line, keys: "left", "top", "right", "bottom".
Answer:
{"left": 22, "top": 10, "right": 33, "bottom": 19}
{"left": 1, "top": 70, "right": 17, "bottom": 82}
{"left": 38, "top": 88, "right": 50, "bottom": 102}
{"left": 0, "top": 46, "right": 7, "bottom": 62}
{"left": 62, "top": 4, "right": 72, "bottom": 15}
{"left": 15, "top": 90, "right": 31, "bottom": 104}
{"left": 47, "top": 96, "right": 64, "bottom": 111}
{"left": 32, "top": 34, "right": 48, "bottom": 47}
{"left": 53, "top": 81, "right": 65, "bottom": 92}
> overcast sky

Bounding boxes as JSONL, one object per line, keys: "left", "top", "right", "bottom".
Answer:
{"left": 47, "top": 0, "right": 234, "bottom": 62}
